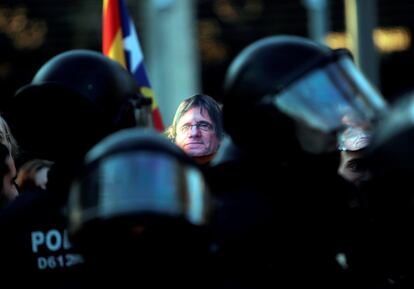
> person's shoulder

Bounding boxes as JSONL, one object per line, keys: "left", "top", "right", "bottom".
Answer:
{"left": 210, "top": 135, "right": 246, "bottom": 166}
{"left": 0, "top": 188, "right": 54, "bottom": 226}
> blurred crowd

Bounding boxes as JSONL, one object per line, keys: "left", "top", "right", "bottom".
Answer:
{"left": 0, "top": 35, "right": 413, "bottom": 289}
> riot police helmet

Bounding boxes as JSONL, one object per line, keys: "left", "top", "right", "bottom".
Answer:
{"left": 223, "top": 35, "right": 387, "bottom": 155}
{"left": 67, "top": 128, "right": 213, "bottom": 286}
{"left": 68, "top": 128, "right": 211, "bottom": 242}
{"left": 7, "top": 49, "right": 150, "bottom": 162}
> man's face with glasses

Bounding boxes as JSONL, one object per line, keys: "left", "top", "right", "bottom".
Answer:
{"left": 175, "top": 107, "right": 220, "bottom": 157}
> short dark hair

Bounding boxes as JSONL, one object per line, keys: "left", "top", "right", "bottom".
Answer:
{"left": 165, "top": 94, "right": 223, "bottom": 141}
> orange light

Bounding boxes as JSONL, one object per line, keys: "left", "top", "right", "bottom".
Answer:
{"left": 325, "top": 26, "right": 411, "bottom": 53}
{"left": 0, "top": 5, "right": 47, "bottom": 50}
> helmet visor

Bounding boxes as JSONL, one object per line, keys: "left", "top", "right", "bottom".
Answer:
{"left": 273, "top": 55, "right": 387, "bottom": 133}
{"left": 69, "top": 151, "right": 210, "bottom": 233}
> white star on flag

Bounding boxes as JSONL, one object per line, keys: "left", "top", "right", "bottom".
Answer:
{"left": 123, "top": 19, "right": 143, "bottom": 73}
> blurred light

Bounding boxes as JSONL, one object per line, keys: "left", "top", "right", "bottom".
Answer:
{"left": 8, "top": 7, "right": 28, "bottom": 33}
{"left": 214, "top": 0, "right": 263, "bottom": 23}
{"left": 198, "top": 20, "right": 227, "bottom": 63}
{"left": 325, "top": 32, "right": 347, "bottom": 49}
{"left": 214, "top": 0, "right": 240, "bottom": 23}
{"left": 0, "top": 5, "right": 47, "bottom": 50}
{"left": 0, "top": 62, "right": 11, "bottom": 78}
{"left": 325, "top": 26, "right": 411, "bottom": 53}
{"left": 244, "top": 0, "right": 263, "bottom": 16}
{"left": 14, "top": 21, "right": 47, "bottom": 50}
{"left": 373, "top": 27, "right": 411, "bottom": 53}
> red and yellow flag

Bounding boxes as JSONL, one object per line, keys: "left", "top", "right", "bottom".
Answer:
{"left": 103, "top": 0, "right": 164, "bottom": 131}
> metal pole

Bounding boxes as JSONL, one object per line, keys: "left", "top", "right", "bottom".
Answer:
{"left": 302, "top": 0, "right": 330, "bottom": 44}
{"left": 140, "top": 0, "right": 200, "bottom": 126}
{"left": 345, "top": 0, "right": 379, "bottom": 87}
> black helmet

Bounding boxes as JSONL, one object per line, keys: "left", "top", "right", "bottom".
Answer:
{"left": 68, "top": 128, "right": 211, "bottom": 238}
{"left": 7, "top": 49, "right": 151, "bottom": 161}
{"left": 67, "top": 128, "right": 212, "bottom": 285}
{"left": 223, "top": 35, "right": 387, "bottom": 154}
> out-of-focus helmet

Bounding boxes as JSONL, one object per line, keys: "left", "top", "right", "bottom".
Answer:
{"left": 223, "top": 35, "right": 387, "bottom": 154}
{"left": 67, "top": 129, "right": 212, "bottom": 285}
{"left": 7, "top": 49, "right": 152, "bottom": 161}
{"left": 68, "top": 128, "right": 211, "bottom": 241}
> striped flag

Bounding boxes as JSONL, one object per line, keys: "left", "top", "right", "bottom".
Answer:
{"left": 103, "top": 0, "right": 164, "bottom": 131}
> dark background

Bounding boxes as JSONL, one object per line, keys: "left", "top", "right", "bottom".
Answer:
{"left": 1, "top": 0, "right": 414, "bottom": 112}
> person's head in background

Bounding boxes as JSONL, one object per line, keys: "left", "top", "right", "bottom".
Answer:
{"left": 16, "top": 159, "right": 54, "bottom": 192}
{"left": 0, "top": 115, "right": 18, "bottom": 160}
{"left": 0, "top": 115, "right": 19, "bottom": 206}
{"left": 337, "top": 126, "right": 371, "bottom": 188}
{"left": 165, "top": 94, "right": 223, "bottom": 164}
{"left": 0, "top": 143, "right": 18, "bottom": 207}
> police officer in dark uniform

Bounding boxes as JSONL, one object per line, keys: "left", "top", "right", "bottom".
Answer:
{"left": 206, "top": 35, "right": 388, "bottom": 289}
{"left": 352, "top": 93, "right": 414, "bottom": 289}
{"left": 0, "top": 50, "right": 151, "bottom": 288}
{"left": 0, "top": 142, "right": 18, "bottom": 208}
{"left": 66, "top": 128, "right": 213, "bottom": 288}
